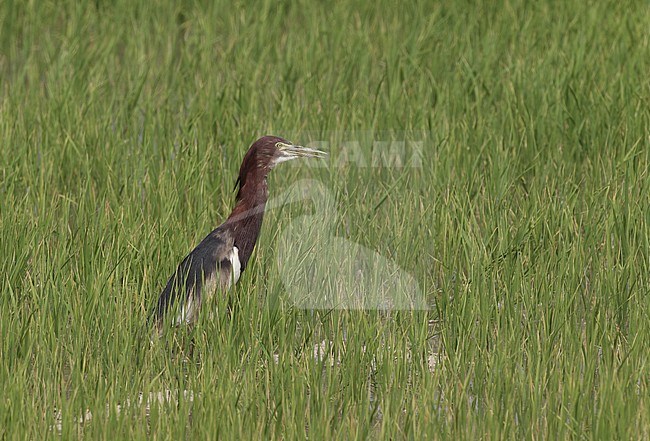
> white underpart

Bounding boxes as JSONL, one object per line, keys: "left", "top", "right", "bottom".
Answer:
{"left": 229, "top": 246, "right": 241, "bottom": 288}
{"left": 176, "top": 292, "right": 196, "bottom": 326}
{"left": 271, "top": 154, "right": 297, "bottom": 166}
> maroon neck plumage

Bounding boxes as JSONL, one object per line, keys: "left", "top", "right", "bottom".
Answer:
{"left": 221, "top": 134, "right": 325, "bottom": 272}
{"left": 224, "top": 148, "right": 273, "bottom": 271}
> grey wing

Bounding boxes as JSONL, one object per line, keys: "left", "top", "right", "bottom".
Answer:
{"left": 152, "top": 227, "right": 235, "bottom": 328}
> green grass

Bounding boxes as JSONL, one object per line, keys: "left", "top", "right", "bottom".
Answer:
{"left": 1, "top": 0, "right": 650, "bottom": 438}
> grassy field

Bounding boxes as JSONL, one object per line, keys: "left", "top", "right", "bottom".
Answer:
{"left": 1, "top": 0, "right": 650, "bottom": 438}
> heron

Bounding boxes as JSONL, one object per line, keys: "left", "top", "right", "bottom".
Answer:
{"left": 151, "top": 135, "right": 327, "bottom": 335}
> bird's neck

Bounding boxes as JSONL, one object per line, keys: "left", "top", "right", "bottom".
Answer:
{"left": 226, "top": 177, "right": 269, "bottom": 271}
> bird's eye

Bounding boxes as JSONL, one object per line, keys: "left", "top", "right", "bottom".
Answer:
{"left": 275, "top": 142, "right": 294, "bottom": 150}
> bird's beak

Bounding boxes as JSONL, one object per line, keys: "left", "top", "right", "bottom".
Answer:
{"left": 276, "top": 142, "right": 328, "bottom": 160}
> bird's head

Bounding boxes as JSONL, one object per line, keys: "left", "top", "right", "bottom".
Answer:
{"left": 235, "top": 135, "right": 327, "bottom": 195}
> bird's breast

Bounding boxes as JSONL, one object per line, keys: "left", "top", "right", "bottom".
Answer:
{"left": 228, "top": 246, "right": 241, "bottom": 288}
